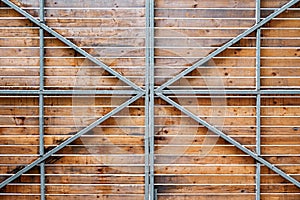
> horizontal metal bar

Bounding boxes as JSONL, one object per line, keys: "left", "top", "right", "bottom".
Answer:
{"left": 0, "top": 93, "right": 143, "bottom": 189}
{"left": 1, "top": 0, "right": 143, "bottom": 92}
{"left": 156, "top": 0, "right": 300, "bottom": 92}
{"left": 157, "top": 93, "right": 300, "bottom": 189}
{"left": 161, "top": 90, "right": 300, "bottom": 95}
{"left": 0, "top": 90, "right": 142, "bottom": 95}
{"left": 0, "top": 89, "right": 299, "bottom": 95}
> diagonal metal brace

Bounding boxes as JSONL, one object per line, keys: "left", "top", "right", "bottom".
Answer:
{"left": 157, "top": 93, "right": 300, "bottom": 189}
{"left": 1, "top": 0, "right": 143, "bottom": 92}
{"left": 156, "top": 0, "right": 300, "bottom": 92}
{"left": 0, "top": 93, "right": 144, "bottom": 188}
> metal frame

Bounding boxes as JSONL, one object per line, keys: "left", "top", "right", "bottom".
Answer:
{"left": 0, "top": 90, "right": 141, "bottom": 95}
{"left": 255, "top": 0, "right": 262, "bottom": 199}
{"left": 156, "top": 0, "right": 300, "bottom": 92}
{"left": 157, "top": 93, "right": 300, "bottom": 188}
{"left": 39, "top": 0, "right": 45, "bottom": 199}
{"left": 0, "top": 0, "right": 300, "bottom": 198}
{"left": 0, "top": 0, "right": 143, "bottom": 92}
{"left": 162, "top": 90, "right": 300, "bottom": 95}
{"left": 0, "top": 93, "right": 143, "bottom": 188}
{"left": 145, "top": 2, "right": 150, "bottom": 198}
{"left": 145, "top": 0, "right": 155, "bottom": 199}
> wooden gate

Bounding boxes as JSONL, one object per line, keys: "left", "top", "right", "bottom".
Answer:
{"left": 0, "top": 0, "right": 300, "bottom": 199}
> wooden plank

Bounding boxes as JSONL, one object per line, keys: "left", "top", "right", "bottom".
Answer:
{"left": 0, "top": 19, "right": 35, "bottom": 27}
{"left": 261, "top": 194, "right": 300, "bottom": 200}
{"left": 0, "top": 165, "right": 145, "bottom": 174}
{"left": 0, "top": 135, "right": 144, "bottom": 146}
{"left": 46, "top": 185, "right": 144, "bottom": 195}
{"left": 3, "top": 0, "right": 145, "bottom": 8}
{"left": 155, "top": 165, "right": 299, "bottom": 175}
{"left": 156, "top": 194, "right": 300, "bottom": 200}
{"left": 45, "top": 8, "right": 145, "bottom": 18}
{"left": 156, "top": 174, "right": 300, "bottom": 184}
{"left": 155, "top": 18, "right": 255, "bottom": 28}
{"left": 262, "top": 127, "right": 300, "bottom": 135}
{"left": 0, "top": 48, "right": 145, "bottom": 58}
{"left": 0, "top": 127, "right": 39, "bottom": 135}
{"left": 155, "top": 9, "right": 255, "bottom": 18}
{"left": 1, "top": 37, "right": 299, "bottom": 49}
{"left": 0, "top": 195, "right": 144, "bottom": 200}
{"left": 262, "top": 68, "right": 300, "bottom": 77}
{"left": 0, "top": 131, "right": 300, "bottom": 145}
{"left": 1, "top": 116, "right": 247, "bottom": 126}
{"left": 155, "top": 28, "right": 300, "bottom": 38}
{"left": 0, "top": 196, "right": 41, "bottom": 200}
{"left": 261, "top": 184, "right": 300, "bottom": 193}
{"left": 6, "top": 144, "right": 296, "bottom": 155}
{"left": 155, "top": 29, "right": 249, "bottom": 37}
{"left": 156, "top": 48, "right": 300, "bottom": 58}
{"left": 0, "top": 28, "right": 145, "bottom": 38}
{"left": 156, "top": 185, "right": 255, "bottom": 193}
{"left": 0, "top": 38, "right": 145, "bottom": 48}
{"left": 1, "top": 184, "right": 144, "bottom": 194}
{"left": 0, "top": 57, "right": 145, "bottom": 67}
{"left": 0, "top": 28, "right": 39, "bottom": 37}
{"left": 156, "top": 0, "right": 297, "bottom": 8}
{"left": 262, "top": 9, "right": 300, "bottom": 18}
{"left": 11, "top": 175, "right": 145, "bottom": 184}
{"left": 157, "top": 195, "right": 255, "bottom": 200}
{"left": 0, "top": 104, "right": 258, "bottom": 117}
{"left": 155, "top": 38, "right": 300, "bottom": 48}
{"left": 46, "top": 195, "right": 144, "bottom": 200}
{"left": 155, "top": 175, "right": 255, "bottom": 184}
{"left": 0, "top": 18, "right": 145, "bottom": 28}
{"left": 0, "top": 155, "right": 144, "bottom": 165}
{"left": 261, "top": 117, "right": 300, "bottom": 126}
{"left": 261, "top": 29, "right": 300, "bottom": 37}
{"left": 155, "top": 0, "right": 256, "bottom": 8}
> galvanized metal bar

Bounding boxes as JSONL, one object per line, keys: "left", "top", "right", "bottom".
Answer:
{"left": 256, "top": 94, "right": 261, "bottom": 200}
{"left": 0, "top": 93, "right": 143, "bottom": 188}
{"left": 149, "top": 0, "right": 155, "bottom": 199}
{"left": 39, "top": 95, "right": 45, "bottom": 200}
{"left": 157, "top": 93, "right": 300, "bottom": 188}
{"left": 0, "top": 90, "right": 141, "bottom": 95}
{"left": 1, "top": 0, "right": 143, "bottom": 92}
{"left": 145, "top": 0, "right": 151, "bottom": 198}
{"left": 255, "top": 0, "right": 261, "bottom": 199}
{"left": 156, "top": 0, "right": 300, "bottom": 92}
{"left": 145, "top": 0, "right": 155, "bottom": 199}
{"left": 162, "top": 90, "right": 300, "bottom": 95}
{"left": 0, "top": 89, "right": 300, "bottom": 96}
{"left": 39, "top": 0, "right": 45, "bottom": 199}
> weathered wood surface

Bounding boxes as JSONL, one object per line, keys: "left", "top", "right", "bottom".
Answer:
{"left": 0, "top": 0, "right": 299, "bottom": 199}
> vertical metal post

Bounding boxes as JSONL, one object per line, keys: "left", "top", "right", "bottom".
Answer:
{"left": 145, "top": 0, "right": 155, "bottom": 199}
{"left": 149, "top": 0, "right": 155, "bottom": 199}
{"left": 39, "top": 0, "right": 46, "bottom": 199}
{"left": 255, "top": 0, "right": 261, "bottom": 199}
{"left": 145, "top": 0, "right": 150, "bottom": 198}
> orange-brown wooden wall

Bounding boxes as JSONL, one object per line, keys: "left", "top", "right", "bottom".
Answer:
{"left": 0, "top": 0, "right": 299, "bottom": 199}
